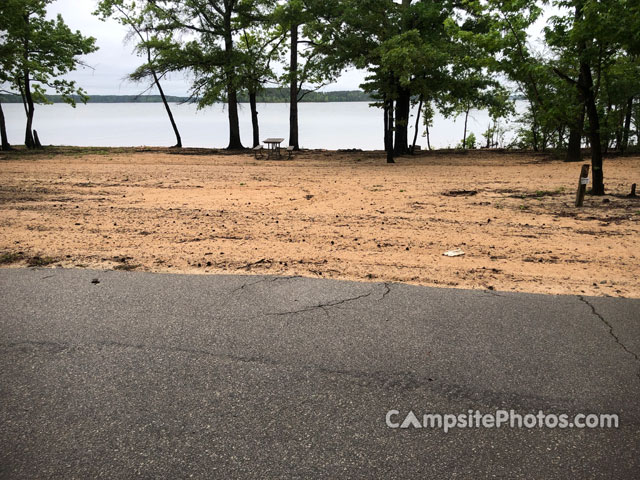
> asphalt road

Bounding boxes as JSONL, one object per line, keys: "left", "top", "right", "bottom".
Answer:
{"left": 1, "top": 268, "right": 639, "bottom": 479}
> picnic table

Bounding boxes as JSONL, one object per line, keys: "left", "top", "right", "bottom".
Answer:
{"left": 264, "top": 138, "right": 285, "bottom": 159}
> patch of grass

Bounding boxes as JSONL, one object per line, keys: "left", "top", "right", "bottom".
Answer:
{"left": 519, "top": 204, "right": 529, "bottom": 211}
{"left": 27, "top": 256, "right": 57, "bottom": 267}
{"left": 0, "top": 252, "right": 25, "bottom": 264}
{"left": 113, "top": 263, "right": 140, "bottom": 271}
{"left": 535, "top": 187, "right": 566, "bottom": 197}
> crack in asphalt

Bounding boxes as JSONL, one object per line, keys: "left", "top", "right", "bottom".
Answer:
{"left": 229, "top": 275, "right": 303, "bottom": 294}
{"left": 265, "top": 290, "right": 377, "bottom": 319}
{"left": 578, "top": 295, "right": 640, "bottom": 381}
{"left": 259, "top": 282, "right": 393, "bottom": 320}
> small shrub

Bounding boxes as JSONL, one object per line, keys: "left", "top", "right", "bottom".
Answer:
{"left": 114, "top": 263, "right": 139, "bottom": 271}
{"left": 457, "top": 133, "right": 477, "bottom": 150}
{"left": 27, "top": 256, "right": 57, "bottom": 267}
{"left": 0, "top": 252, "right": 25, "bottom": 264}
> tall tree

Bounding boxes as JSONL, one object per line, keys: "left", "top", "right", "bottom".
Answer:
{"left": 237, "top": 26, "right": 282, "bottom": 147}
{"left": 0, "top": 100, "right": 9, "bottom": 150}
{"left": 479, "top": 0, "right": 546, "bottom": 150}
{"left": 0, "top": 0, "right": 97, "bottom": 148}
{"left": 319, "top": 0, "right": 493, "bottom": 160}
{"left": 439, "top": 68, "right": 512, "bottom": 151}
{"left": 0, "top": 13, "right": 18, "bottom": 151}
{"left": 95, "top": 0, "right": 183, "bottom": 148}
{"left": 147, "top": 0, "right": 271, "bottom": 150}
{"left": 275, "top": 0, "right": 340, "bottom": 150}
{"left": 547, "top": 0, "right": 633, "bottom": 194}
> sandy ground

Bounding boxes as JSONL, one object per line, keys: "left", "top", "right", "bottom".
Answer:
{"left": 0, "top": 147, "right": 638, "bottom": 297}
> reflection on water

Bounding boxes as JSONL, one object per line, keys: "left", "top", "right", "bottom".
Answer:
{"left": 3, "top": 101, "right": 520, "bottom": 150}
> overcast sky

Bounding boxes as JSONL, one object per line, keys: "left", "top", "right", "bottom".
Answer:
{"left": 46, "top": 0, "right": 556, "bottom": 97}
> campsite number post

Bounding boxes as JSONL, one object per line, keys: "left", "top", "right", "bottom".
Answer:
{"left": 575, "top": 164, "right": 590, "bottom": 207}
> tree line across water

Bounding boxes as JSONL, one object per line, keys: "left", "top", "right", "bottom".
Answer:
{"left": 0, "top": 89, "right": 373, "bottom": 104}
{"left": 1, "top": 0, "right": 639, "bottom": 195}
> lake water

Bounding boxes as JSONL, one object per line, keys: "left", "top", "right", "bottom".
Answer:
{"left": 2, "top": 101, "right": 520, "bottom": 150}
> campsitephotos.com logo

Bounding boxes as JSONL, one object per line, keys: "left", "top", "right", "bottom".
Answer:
{"left": 386, "top": 410, "right": 619, "bottom": 433}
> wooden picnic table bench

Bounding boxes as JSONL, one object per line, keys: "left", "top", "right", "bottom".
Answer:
{"left": 264, "top": 138, "right": 285, "bottom": 159}
{"left": 252, "top": 144, "right": 264, "bottom": 159}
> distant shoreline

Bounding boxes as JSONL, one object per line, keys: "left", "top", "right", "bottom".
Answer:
{"left": 0, "top": 91, "right": 527, "bottom": 105}
{"left": 0, "top": 89, "right": 374, "bottom": 105}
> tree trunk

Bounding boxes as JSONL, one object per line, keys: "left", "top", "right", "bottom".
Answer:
{"left": 568, "top": 1, "right": 603, "bottom": 194}
{"left": 614, "top": 106, "right": 624, "bottom": 152}
{"left": 566, "top": 103, "right": 585, "bottom": 162}
{"left": 289, "top": 23, "right": 299, "bottom": 150}
{"left": 249, "top": 90, "right": 260, "bottom": 148}
{"left": 462, "top": 107, "right": 470, "bottom": 150}
{"left": 22, "top": 21, "right": 36, "bottom": 149}
{"left": 530, "top": 103, "right": 539, "bottom": 152}
{"left": 602, "top": 102, "right": 612, "bottom": 154}
{"left": 226, "top": 89, "right": 243, "bottom": 149}
{"left": 384, "top": 98, "right": 394, "bottom": 163}
{"left": 580, "top": 60, "right": 604, "bottom": 195}
{"left": 223, "top": 15, "right": 242, "bottom": 150}
{"left": 24, "top": 72, "right": 36, "bottom": 149}
{"left": 151, "top": 69, "right": 182, "bottom": 148}
{"left": 33, "top": 129, "right": 41, "bottom": 148}
{"left": 125, "top": 11, "right": 183, "bottom": 149}
{"left": 425, "top": 123, "right": 431, "bottom": 150}
{"left": 636, "top": 102, "right": 640, "bottom": 146}
{"left": 621, "top": 96, "right": 633, "bottom": 154}
{"left": 410, "top": 98, "right": 423, "bottom": 154}
{"left": 128, "top": 16, "right": 182, "bottom": 149}
{"left": 0, "top": 102, "right": 11, "bottom": 151}
{"left": 566, "top": 0, "right": 585, "bottom": 164}
{"left": 394, "top": 0, "right": 412, "bottom": 158}
{"left": 393, "top": 86, "right": 410, "bottom": 155}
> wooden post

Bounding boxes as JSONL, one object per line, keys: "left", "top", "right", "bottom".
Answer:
{"left": 629, "top": 183, "right": 637, "bottom": 198}
{"left": 575, "top": 164, "right": 590, "bottom": 207}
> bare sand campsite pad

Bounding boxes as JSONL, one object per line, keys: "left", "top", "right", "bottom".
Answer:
{"left": 1, "top": 147, "right": 638, "bottom": 297}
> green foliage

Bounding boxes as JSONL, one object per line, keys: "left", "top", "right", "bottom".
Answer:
{"left": 272, "top": 0, "right": 343, "bottom": 104}
{"left": 0, "top": 252, "right": 24, "bottom": 264}
{"left": 458, "top": 132, "right": 477, "bottom": 150}
{"left": 0, "top": 0, "right": 97, "bottom": 106}
{"left": 544, "top": 0, "right": 640, "bottom": 166}
{"left": 137, "top": 0, "right": 277, "bottom": 108}
{"left": 95, "top": 1, "right": 175, "bottom": 85}
{"left": 236, "top": 27, "right": 280, "bottom": 96}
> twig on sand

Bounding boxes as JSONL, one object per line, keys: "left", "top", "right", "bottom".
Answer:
{"left": 239, "top": 258, "right": 268, "bottom": 270}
